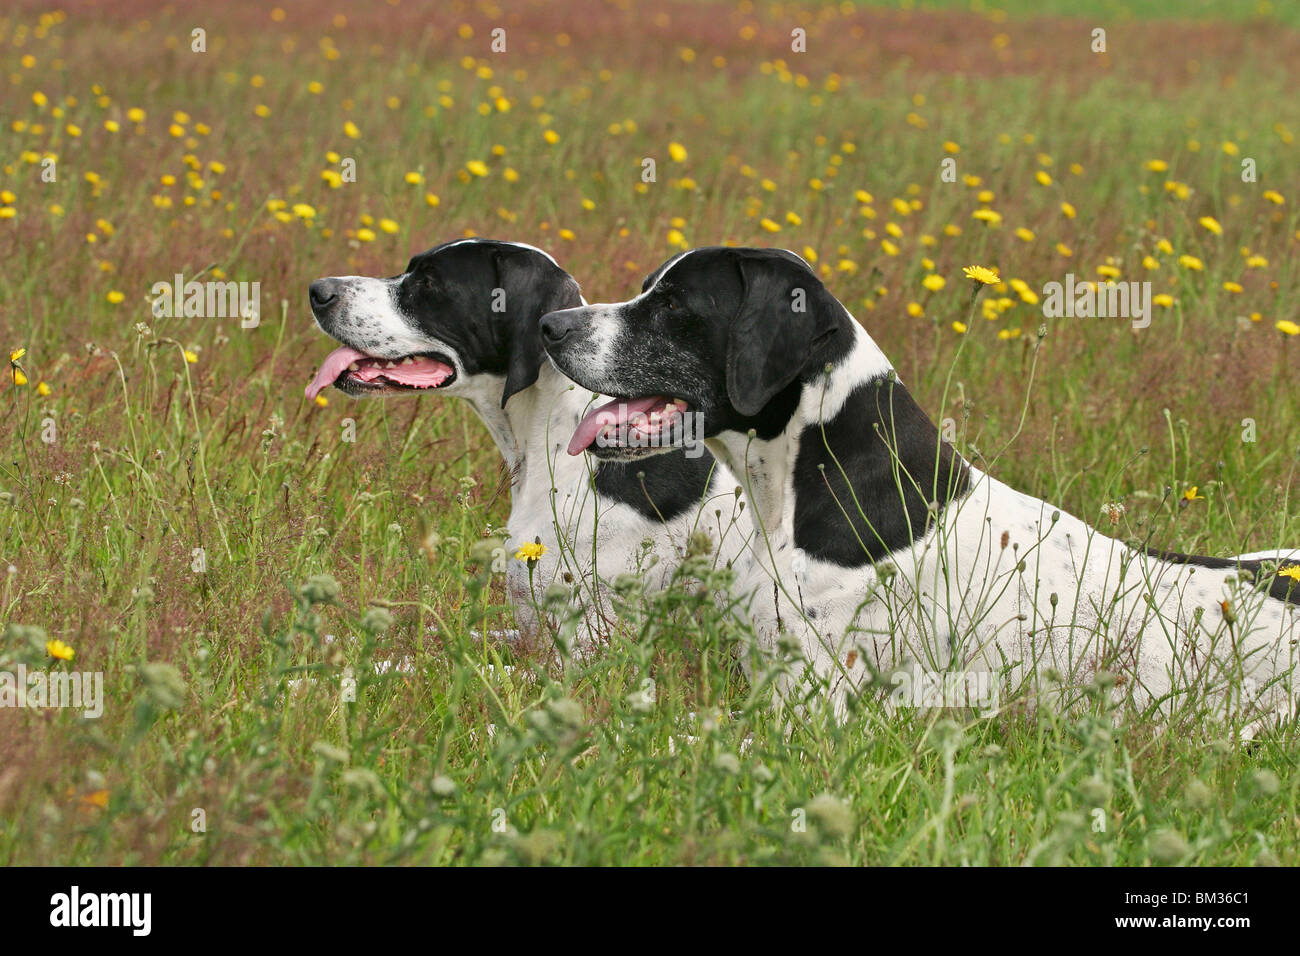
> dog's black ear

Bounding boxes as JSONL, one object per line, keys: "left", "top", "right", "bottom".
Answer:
{"left": 492, "top": 247, "right": 582, "bottom": 408}
{"left": 725, "top": 250, "right": 842, "bottom": 417}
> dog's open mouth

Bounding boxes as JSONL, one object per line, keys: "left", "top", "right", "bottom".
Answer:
{"left": 568, "top": 395, "right": 691, "bottom": 458}
{"left": 305, "top": 346, "right": 456, "bottom": 400}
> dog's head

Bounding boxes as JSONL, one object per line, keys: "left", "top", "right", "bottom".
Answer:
{"left": 541, "top": 246, "right": 847, "bottom": 459}
{"left": 306, "top": 238, "right": 581, "bottom": 407}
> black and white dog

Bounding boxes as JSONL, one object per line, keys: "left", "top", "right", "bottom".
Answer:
{"left": 305, "top": 239, "right": 748, "bottom": 651}
{"left": 541, "top": 246, "right": 1300, "bottom": 727}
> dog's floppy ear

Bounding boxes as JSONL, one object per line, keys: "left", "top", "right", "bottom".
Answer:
{"left": 492, "top": 247, "right": 582, "bottom": 408}
{"left": 725, "top": 250, "right": 842, "bottom": 417}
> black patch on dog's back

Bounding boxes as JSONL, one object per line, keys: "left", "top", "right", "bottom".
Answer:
{"left": 793, "top": 374, "right": 969, "bottom": 566}
{"left": 594, "top": 452, "right": 719, "bottom": 523}
{"left": 1145, "top": 548, "right": 1300, "bottom": 606}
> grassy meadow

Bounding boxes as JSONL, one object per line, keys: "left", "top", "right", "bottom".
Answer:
{"left": 1, "top": 0, "right": 1299, "bottom": 865}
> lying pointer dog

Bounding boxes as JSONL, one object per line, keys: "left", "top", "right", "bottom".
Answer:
{"left": 305, "top": 239, "right": 747, "bottom": 653}
{"left": 541, "top": 246, "right": 1299, "bottom": 728}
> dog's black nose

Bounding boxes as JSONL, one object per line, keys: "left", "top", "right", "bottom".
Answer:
{"left": 541, "top": 308, "right": 585, "bottom": 345}
{"left": 309, "top": 278, "right": 341, "bottom": 311}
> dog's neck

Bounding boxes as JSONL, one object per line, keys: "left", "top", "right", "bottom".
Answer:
{"left": 707, "top": 321, "right": 969, "bottom": 564}
{"left": 461, "top": 360, "right": 587, "bottom": 487}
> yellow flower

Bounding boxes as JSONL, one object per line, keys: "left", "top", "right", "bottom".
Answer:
{"left": 1055, "top": 243, "right": 1073, "bottom": 257}
{"left": 184, "top": 350, "right": 199, "bottom": 364}
{"left": 46, "top": 639, "right": 75, "bottom": 661}
{"left": 425, "top": 193, "right": 441, "bottom": 207}
{"left": 10, "top": 348, "right": 26, "bottom": 362}
{"left": 1153, "top": 294, "right": 1175, "bottom": 308}
{"left": 962, "top": 265, "right": 1000, "bottom": 285}
{"left": 292, "top": 203, "right": 316, "bottom": 219}
{"left": 951, "top": 321, "right": 967, "bottom": 334}
{"left": 921, "top": 274, "right": 946, "bottom": 292}
{"left": 1245, "top": 255, "right": 1268, "bottom": 268}
{"left": 356, "top": 227, "right": 376, "bottom": 242}
{"left": 12, "top": 369, "right": 27, "bottom": 386}
{"left": 1014, "top": 227, "right": 1035, "bottom": 242}
{"left": 854, "top": 189, "right": 874, "bottom": 204}
{"left": 1222, "top": 281, "right": 1243, "bottom": 293}
{"left": 943, "top": 141, "right": 960, "bottom": 154}
{"left": 880, "top": 239, "right": 899, "bottom": 256}
{"left": 1198, "top": 216, "right": 1222, "bottom": 235}
{"left": 466, "top": 160, "right": 489, "bottom": 177}
{"left": 1221, "top": 141, "right": 1239, "bottom": 156}
{"left": 543, "top": 129, "right": 559, "bottom": 145}
{"left": 1178, "top": 254, "right": 1204, "bottom": 271}
{"left": 315, "top": 395, "right": 329, "bottom": 407}
{"left": 1060, "top": 201, "right": 1076, "bottom": 219}
{"left": 1278, "top": 565, "right": 1300, "bottom": 581}
{"left": 1277, "top": 320, "right": 1300, "bottom": 336}
{"left": 906, "top": 302, "right": 924, "bottom": 317}
{"left": 378, "top": 218, "right": 399, "bottom": 234}
{"left": 759, "top": 218, "right": 781, "bottom": 233}
{"left": 1262, "top": 190, "right": 1284, "bottom": 205}
{"left": 1145, "top": 159, "right": 1169, "bottom": 172}
{"left": 37, "top": 381, "right": 51, "bottom": 396}
{"left": 972, "top": 209, "right": 1002, "bottom": 226}
{"left": 106, "top": 290, "right": 125, "bottom": 303}
{"left": 1156, "top": 238, "right": 1174, "bottom": 254}
{"left": 1035, "top": 170, "right": 1052, "bottom": 186}
{"left": 344, "top": 120, "right": 361, "bottom": 139}
{"left": 405, "top": 171, "right": 423, "bottom": 185}
{"left": 1142, "top": 255, "right": 1160, "bottom": 270}
{"left": 515, "top": 541, "right": 548, "bottom": 562}
{"left": 668, "top": 142, "right": 687, "bottom": 162}
{"left": 1183, "top": 486, "right": 1203, "bottom": 501}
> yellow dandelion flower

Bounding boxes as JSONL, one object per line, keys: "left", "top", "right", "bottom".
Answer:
{"left": 962, "top": 265, "right": 1000, "bottom": 285}
{"left": 466, "top": 160, "right": 489, "bottom": 177}
{"left": 343, "top": 120, "right": 361, "bottom": 139}
{"left": 1198, "top": 216, "right": 1223, "bottom": 235}
{"left": 106, "top": 290, "right": 125, "bottom": 304}
{"left": 47, "top": 639, "right": 75, "bottom": 661}
{"left": 1178, "top": 254, "right": 1204, "bottom": 271}
{"left": 951, "top": 321, "right": 967, "bottom": 334}
{"left": 921, "top": 274, "right": 946, "bottom": 292}
{"left": 1153, "top": 294, "right": 1175, "bottom": 308}
{"left": 515, "top": 541, "right": 547, "bottom": 562}
{"left": 759, "top": 218, "right": 781, "bottom": 233}
{"left": 1276, "top": 320, "right": 1300, "bottom": 336}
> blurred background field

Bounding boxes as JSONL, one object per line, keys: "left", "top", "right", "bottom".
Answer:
{"left": 1, "top": 0, "right": 1298, "bottom": 865}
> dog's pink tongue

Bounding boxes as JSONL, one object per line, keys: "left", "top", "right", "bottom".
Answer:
{"left": 305, "top": 346, "right": 368, "bottom": 400}
{"left": 567, "top": 395, "right": 665, "bottom": 456}
{"left": 373, "top": 356, "right": 454, "bottom": 388}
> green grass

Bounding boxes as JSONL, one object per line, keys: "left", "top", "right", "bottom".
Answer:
{"left": 866, "top": 0, "right": 1300, "bottom": 29}
{"left": 0, "top": 0, "right": 1298, "bottom": 865}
